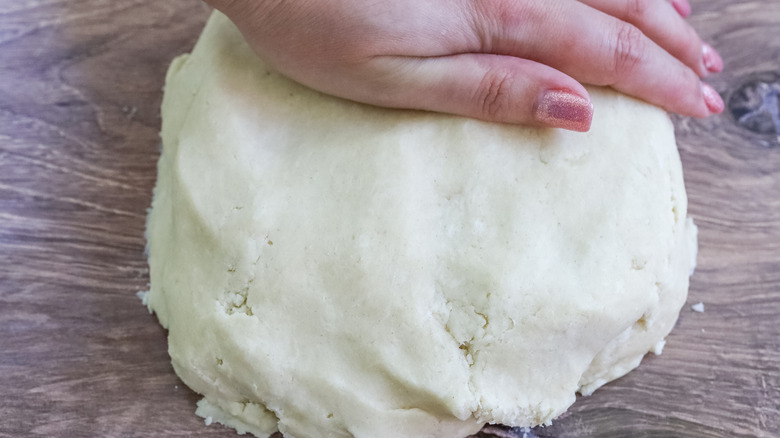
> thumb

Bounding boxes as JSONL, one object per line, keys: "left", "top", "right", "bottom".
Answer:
{"left": 372, "top": 54, "right": 594, "bottom": 132}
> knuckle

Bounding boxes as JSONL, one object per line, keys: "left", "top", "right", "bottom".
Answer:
{"left": 475, "top": 67, "right": 514, "bottom": 120}
{"left": 470, "top": 0, "right": 527, "bottom": 51}
{"left": 610, "top": 23, "right": 646, "bottom": 82}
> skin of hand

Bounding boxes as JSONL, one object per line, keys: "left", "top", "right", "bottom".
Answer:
{"left": 204, "top": 0, "right": 724, "bottom": 132}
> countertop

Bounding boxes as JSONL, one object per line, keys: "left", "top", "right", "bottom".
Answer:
{"left": 1, "top": 1, "right": 778, "bottom": 437}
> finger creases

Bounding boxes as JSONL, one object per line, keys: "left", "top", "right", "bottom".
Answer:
{"left": 368, "top": 54, "right": 593, "bottom": 131}
{"left": 577, "top": 0, "right": 707, "bottom": 76}
{"left": 468, "top": 0, "right": 711, "bottom": 118}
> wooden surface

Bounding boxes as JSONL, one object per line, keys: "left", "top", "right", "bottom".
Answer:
{"left": 1, "top": 1, "right": 778, "bottom": 437}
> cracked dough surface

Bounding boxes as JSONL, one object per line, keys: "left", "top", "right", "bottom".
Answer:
{"left": 146, "top": 12, "right": 697, "bottom": 438}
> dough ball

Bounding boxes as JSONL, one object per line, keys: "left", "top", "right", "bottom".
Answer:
{"left": 146, "top": 12, "right": 697, "bottom": 438}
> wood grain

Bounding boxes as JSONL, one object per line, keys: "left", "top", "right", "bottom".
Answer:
{"left": 0, "top": 1, "right": 778, "bottom": 437}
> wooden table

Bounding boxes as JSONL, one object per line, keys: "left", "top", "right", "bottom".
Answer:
{"left": 1, "top": 1, "right": 777, "bottom": 437}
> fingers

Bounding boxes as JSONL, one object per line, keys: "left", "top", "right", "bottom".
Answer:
{"left": 577, "top": 0, "right": 722, "bottom": 76}
{"left": 470, "top": 0, "right": 723, "bottom": 118}
{"left": 369, "top": 54, "right": 594, "bottom": 131}
{"left": 204, "top": 0, "right": 594, "bottom": 131}
{"left": 205, "top": 0, "right": 724, "bottom": 126}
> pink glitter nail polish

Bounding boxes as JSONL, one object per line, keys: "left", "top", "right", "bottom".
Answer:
{"left": 534, "top": 90, "right": 593, "bottom": 132}
{"left": 702, "top": 43, "right": 724, "bottom": 74}
{"left": 701, "top": 82, "right": 724, "bottom": 114}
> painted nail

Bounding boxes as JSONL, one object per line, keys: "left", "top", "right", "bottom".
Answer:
{"left": 701, "top": 82, "right": 724, "bottom": 114}
{"left": 534, "top": 90, "right": 593, "bottom": 132}
{"left": 671, "top": 0, "right": 691, "bottom": 17}
{"left": 702, "top": 43, "right": 723, "bottom": 74}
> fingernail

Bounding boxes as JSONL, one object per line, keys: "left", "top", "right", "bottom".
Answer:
{"left": 701, "top": 82, "right": 724, "bottom": 114}
{"left": 534, "top": 90, "right": 593, "bottom": 132}
{"left": 671, "top": 0, "right": 691, "bottom": 17}
{"left": 702, "top": 43, "right": 723, "bottom": 74}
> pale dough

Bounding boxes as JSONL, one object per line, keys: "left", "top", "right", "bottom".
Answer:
{"left": 146, "top": 11, "right": 697, "bottom": 438}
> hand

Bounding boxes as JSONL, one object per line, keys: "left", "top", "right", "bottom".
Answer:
{"left": 205, "top": 0, "right": 724, "bottom": 132}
